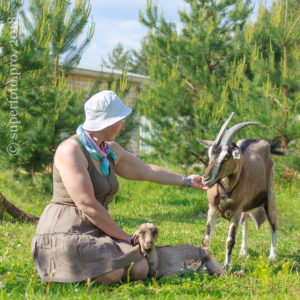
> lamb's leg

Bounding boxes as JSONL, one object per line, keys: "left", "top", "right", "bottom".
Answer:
{"left": 239, "top": 215, "right": 249, "bottom": 256}
{"left": 202, "top": 207, "right": 217, "bottom": 248}
{"left": 201, "top": 248, "right": 225, "bottom": 276}
{"left": 224, "top": 213, "right": 240, "bottom": 266}
{"left": 266, "top": 190, "right": 277, "bottom": 260}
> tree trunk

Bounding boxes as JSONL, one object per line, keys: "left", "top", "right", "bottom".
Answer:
{"left": 0, "top": 192, "right": 39, "bottom": 223}
{"left": 281, "top": 135, "right": 289, "bottom": 152}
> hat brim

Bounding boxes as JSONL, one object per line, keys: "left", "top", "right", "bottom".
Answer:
{"left": 82, "top": 106, "right": 132, "bottom": 131}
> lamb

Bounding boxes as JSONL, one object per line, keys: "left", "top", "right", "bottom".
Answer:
{"left": 198, "top": 112, "right": 287, "bottom": 266}
{"left": 133, "top": 223, "right": 225, "bottom": 278}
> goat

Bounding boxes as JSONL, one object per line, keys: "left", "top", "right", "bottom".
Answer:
{"left": 198, "top": 112, "right": 287, "bottom": 266}
{"left": 133, "top": 223, "right": 225, "bottom": 278}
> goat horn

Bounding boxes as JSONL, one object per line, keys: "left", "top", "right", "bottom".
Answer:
{"left": 221, "top": 122, "right": 260, "bottom": 146}
{"left": 214, "top": 112, "right": 235, "bottom": 145}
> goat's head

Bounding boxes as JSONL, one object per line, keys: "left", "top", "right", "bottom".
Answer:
{"left": 198, "top": 112, "right": 259, "bottom": 186}
{"left": 133, "top": 223, "right": 158, "bottom": 255}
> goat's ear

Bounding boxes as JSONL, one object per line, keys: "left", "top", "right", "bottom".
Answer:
{"left": 197, "top": 138, "right": 214, "bottom": 149}
{"left": 232, "top": 149, "right": 240, "bottom": 160}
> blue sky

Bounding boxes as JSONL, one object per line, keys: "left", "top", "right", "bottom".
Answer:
{"left": 77, "top": 0, "right": 187, "bottom": 70}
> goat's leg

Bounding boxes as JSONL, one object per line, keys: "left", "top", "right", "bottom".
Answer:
{"left": 224, "top": 213, "right": 241, "bottom": 266}
{"left": 266, "top": 190, "right": 277, "bottom": 260}
{"left": 202, "top": 207, "right": 217, "bottom": 248}
{"left": 239, "top": 215, "right": 249, "bottom": 256}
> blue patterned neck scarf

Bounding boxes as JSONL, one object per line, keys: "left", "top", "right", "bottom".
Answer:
{"left": 76, "top": 124, "right": 117, "bottom": 176}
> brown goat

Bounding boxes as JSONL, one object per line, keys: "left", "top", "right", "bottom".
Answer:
{"left": 198, "top": 112, "right": 287, "bottom": 266}
{"left": 133, "top": 223, "right": 225, "bottom": 278}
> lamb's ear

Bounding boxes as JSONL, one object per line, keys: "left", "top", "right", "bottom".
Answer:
{"left": 196, "top": 138, "right": 214, "bottom": 149}
{"left": 132, "top": 231, "right": 139, "bottom": 245}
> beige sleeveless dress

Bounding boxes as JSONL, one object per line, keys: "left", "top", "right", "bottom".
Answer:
{"left": 31, "top": 135, "right": 142, "bottom": 283}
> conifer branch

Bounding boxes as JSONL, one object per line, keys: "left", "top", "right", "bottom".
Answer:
{"left": 0, "top": 80, "right": 11, "bottom": 89}
{"left": 286, "top": 15, "right": 300, "bottom": 40}
{"left": 186, "top": 148, "right": 207, "bottom": 164}
{"left": 273, "top": 127, "right": 287, "bottom": 139}
{"left": 268, "top": 94, "right": 284, "bottom": 109}
{"left": 184, "top": 79, "right": 196, "bottom": 92}
{"left": 16, "top": 100, "right": 39, "bottom": 116}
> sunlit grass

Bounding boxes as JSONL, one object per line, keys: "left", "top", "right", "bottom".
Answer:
{"left": 0, "top": 166, "right": 299, "bottom": 299}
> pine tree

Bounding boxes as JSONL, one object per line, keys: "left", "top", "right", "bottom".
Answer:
{"left": 21, "top": 0, "right": 95, "bottom": 82}
{"left": 130, "top": 39, "right": 149, "bottom": 75}
{"left": 230, "top": 0, "right": 300, "bottom": 150}
{"left": 102, "top": 41, "right": 148, "bottom": 75}
{"left": 0, "top": 0, "right": 94, "bottom": 176}
{"left": 101, "top": 42, "right": 132, "bottom": 71}
{"left": 138, "top": 0, "right": 251, "bottom": 165}
{"left": 0, "top": 0, "right": 40, "bottom": 222}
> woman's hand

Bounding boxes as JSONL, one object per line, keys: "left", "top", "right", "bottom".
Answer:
{"left": 189, "top": 175, "right": 213, "bottom": 190}
{"left": 127, "top": 234, "right": 135, "bottom": 245}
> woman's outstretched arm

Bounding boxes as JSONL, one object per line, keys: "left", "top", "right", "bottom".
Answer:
{"left": 110, "top": 142, "right": 210, "bottom": 190}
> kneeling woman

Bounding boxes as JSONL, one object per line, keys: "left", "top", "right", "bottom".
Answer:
{"left": 31, "top": 90, "right": 209, "bottom": 284}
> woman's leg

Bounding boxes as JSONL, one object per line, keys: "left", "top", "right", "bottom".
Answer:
{"left": 123, "top": 257, "right": 149, "bottom": 282}
{"left": 94, "top": 257, "right": 149, "bottom": 284}
{"left": 93, "top": 268, "right": 124, "bottom": 284}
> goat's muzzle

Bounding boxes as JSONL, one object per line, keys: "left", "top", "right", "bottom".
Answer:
{"left": 141, "top": 241, "right": 153, "bottom": 253}
{"left": 202, "top": 176, "right": 217, "bottom": 186}
{"left": 145, "top": 241, "right": 153, "bottom": 248}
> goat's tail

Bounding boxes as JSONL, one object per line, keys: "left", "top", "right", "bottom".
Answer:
{"left": 271, "top": 144, "right": 291, "bottom": 156}
{"left": 201, "top": 248, "right": 226, "bottom": 276}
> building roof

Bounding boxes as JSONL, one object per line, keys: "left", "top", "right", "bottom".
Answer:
{"left": 70, "top": 66, "right": 149, "bottom": 84}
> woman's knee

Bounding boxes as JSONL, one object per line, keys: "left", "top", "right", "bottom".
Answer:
{"left": 130, "top": 257, "right": 149, "bottom": 281}
{"left": 93, "top": 268, "right": 124, "bottom": 285}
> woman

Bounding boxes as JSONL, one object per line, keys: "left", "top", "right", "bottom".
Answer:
{"left": 31, "top": 90, "right": 210, "bottom": 284}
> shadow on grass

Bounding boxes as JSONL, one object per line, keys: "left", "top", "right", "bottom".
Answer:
{"left": 115, "top": 210, "right": 207, "bottom": 228}
{"left": 113, "top": 216, "right": 152, "bottom": 228}
{"left": 0, "top": 213, "right": 39, "bottom": 224}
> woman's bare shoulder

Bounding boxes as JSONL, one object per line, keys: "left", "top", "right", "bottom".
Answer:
{"left": 107, "top": 141, "right": 125, "bottom": 161}
{"left": 55, "top": 137, "right": 88, "bottom": 168}
{"left": 56, "top": 138, "right": 79, "bottom": 155}
{"left": 108, "top": 141, "right": 122, "bottom": 152}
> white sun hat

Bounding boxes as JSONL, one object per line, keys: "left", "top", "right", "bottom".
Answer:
{"left": 82, "top": 90, "right": 132, "bottom": 131}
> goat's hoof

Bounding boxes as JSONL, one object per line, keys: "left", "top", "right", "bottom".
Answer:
{"left": 223, "top": 263, "right": 232, "bottom": 272}
{"left": 239, "top": 250, "right": 248, "bottom": 257}
{"left": 268, "top": 254, "right": 277, "bottom": 260}
{"left": 202, "top": 238, "right": 209, "bottom": 248}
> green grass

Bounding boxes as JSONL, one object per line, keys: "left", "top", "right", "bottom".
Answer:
{"left": 0, "top": 166, "right": 299, "bottom": 299}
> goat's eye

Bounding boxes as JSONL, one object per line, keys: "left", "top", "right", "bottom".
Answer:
{"left": 224, "top": 154, "right": 231, "bottom": 161}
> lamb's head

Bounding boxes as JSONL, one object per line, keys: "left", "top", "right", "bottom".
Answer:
{"left": 133, "top": 223, "right": 158, "bottom": 255}
{"left": 198, "top": 112, "right": 259, "bottom": 186}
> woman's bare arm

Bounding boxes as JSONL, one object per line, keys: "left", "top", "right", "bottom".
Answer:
{"left": 110, "top": 142, "right": 210, "bottom": 190}
{"left": 55, "top": 139, "right": 131, "bottom": 242}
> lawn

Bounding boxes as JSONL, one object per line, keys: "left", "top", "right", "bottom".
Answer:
{"left": 0, "top": 162, "right": 299, "bottom": 299}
